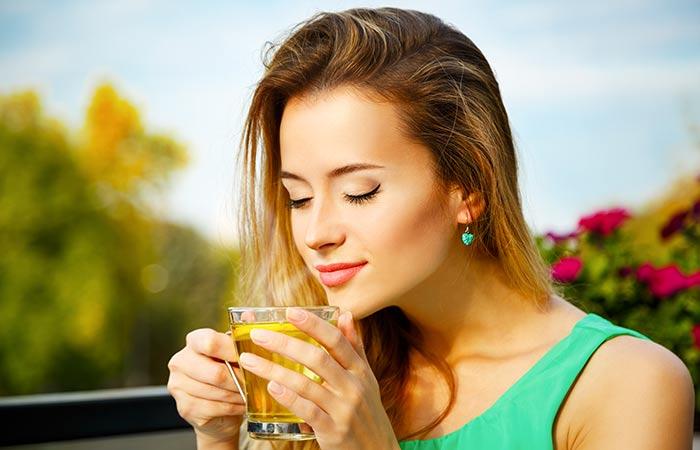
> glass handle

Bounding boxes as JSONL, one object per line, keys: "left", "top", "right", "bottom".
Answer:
{"left": 224, "top": 330, "right": 247, "bottom": 407}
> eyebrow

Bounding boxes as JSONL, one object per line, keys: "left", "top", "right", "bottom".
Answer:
{"left": 280, "top": 163, "right": 385, "bottom": 182}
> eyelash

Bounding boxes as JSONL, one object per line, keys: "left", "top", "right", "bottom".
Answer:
{"left": 287, "top": 184, "right": 381, "bottom": 210}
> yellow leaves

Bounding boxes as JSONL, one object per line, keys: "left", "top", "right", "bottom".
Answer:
{"left": 623, "top": 174, "right": 700, "bottom": 260}
{"left": 82, "top": 83, "right": 142, "bottom": 176}
{"left": 1, "top": 82, "right": 189, "bottom": 198}
{"left": 79, "top": 81, "right": 189, "bottom": 195}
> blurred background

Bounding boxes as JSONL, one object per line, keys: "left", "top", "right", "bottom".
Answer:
{"left": 1, "top": 0, "right": 699, "bottom": 440}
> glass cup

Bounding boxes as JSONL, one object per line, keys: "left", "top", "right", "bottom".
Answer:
{"left": 225, "top": 306, "right": 339, "bottom": 441}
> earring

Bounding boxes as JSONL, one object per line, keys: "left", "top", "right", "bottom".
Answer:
{"left": 461, "top": 224, "right": 474, "bottom": 246}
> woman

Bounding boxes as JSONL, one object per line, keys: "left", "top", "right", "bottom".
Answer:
{"left": 167, "top": 7, "right": 695, "bottom": 450}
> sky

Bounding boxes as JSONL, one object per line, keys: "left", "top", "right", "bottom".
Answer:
{"left": 1, "top": 0, "right": 699, "bottom": 247}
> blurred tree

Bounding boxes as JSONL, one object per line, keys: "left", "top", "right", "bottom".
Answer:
{"left": 136, "top": 222, "right": 238, "bottom": 386}
{"left": 0, "top": 84, "right": 237, "bottom": 395}
{"left": 0, "top": 90, "right": 144, "bottom": 393}
{"left": 79, "top": 83, "right": 188, "bottom": 198}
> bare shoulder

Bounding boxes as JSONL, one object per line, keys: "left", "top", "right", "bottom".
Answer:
{"left": 567, "top": 334, "right": 695, "bottom": 450}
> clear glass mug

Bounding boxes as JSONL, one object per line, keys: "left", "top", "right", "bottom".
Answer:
{"left": 225, "top": 306, "right": 339, "bottom": 441}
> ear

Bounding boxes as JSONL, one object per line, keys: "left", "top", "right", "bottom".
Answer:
{"left": 448, "top": 185, "right": 485, "bottom": 225}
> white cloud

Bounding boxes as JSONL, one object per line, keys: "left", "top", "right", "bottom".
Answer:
{"left": 494, "top": 57, "right": 700, "bottom": 105}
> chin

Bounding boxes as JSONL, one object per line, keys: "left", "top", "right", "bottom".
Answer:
{"left": 330, "top": 299, "right": 387, "bottom": 322}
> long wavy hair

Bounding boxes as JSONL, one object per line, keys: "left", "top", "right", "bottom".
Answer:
{"left": 234, "top": 6, "right": 555, "bottom": 448}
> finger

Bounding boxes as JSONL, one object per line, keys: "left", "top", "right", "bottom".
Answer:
{"left": 265, "top": 379, "right": 333, "bottom": 433}
{"left": 241, "top": 310, "right": 256, "bottom": 322}
{"left": 248, "top": 327, "right": 351, "bottom": 392}
{"left": 186, "top": 328, "right": 238, "bottom": 363}
{"left": 285, "top": 308, "right": 364, "bottom": 372}
{"left": 341, "top": 310, "right": 368, "bottom": 363}
{"left": 238, "top": 351, "right": 335, "bottom": 415}
{"left": 176, "top": 390, "right": 246, "bottom": 424}
{"left": 169, "top": 370, "right": 245, "bottom": 405}
{"left": 172, "top": 347, "right": 239, "bottom": 392}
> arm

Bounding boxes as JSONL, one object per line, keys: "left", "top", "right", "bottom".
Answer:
{"left": 571, "top": 338, "right": 695, "bottom": 450}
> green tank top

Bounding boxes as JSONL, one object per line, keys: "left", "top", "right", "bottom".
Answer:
{"left": 398, "top": 312, "right": 652, "bottom": 450}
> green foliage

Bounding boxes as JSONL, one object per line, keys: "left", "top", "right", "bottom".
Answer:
{"left": 133, "top": 223, "right": 238, "bottom": 385}
{"left": 0, "top": 86, "right": 236, "bottom": 395}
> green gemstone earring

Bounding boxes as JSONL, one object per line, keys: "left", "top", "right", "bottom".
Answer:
{"left": 461, "top": 225, "right": 474, "bottom": 246}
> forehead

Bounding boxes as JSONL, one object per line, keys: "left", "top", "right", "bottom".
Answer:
{"left": 279, "top": 86, "right": 422, "bottom": 174}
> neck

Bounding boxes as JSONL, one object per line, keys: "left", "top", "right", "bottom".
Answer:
{"left": 394, "top": 243, "right": 554, "bottom": 366}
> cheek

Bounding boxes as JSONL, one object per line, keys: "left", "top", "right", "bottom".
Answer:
{"left": 375, "top": 197, "right": 453, "bottom": 283}
{"left": 339, "top": 186, "right": 454, "bottom": 313}
{"left": 290, "top": 218, "right": 312, "bottom": 265}
{"left": 288, "top": 189, "right": 455, "bottom": 312}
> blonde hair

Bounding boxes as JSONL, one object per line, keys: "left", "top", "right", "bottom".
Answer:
{"left": 235, "top": 7, "right": 554, "bottom": 447}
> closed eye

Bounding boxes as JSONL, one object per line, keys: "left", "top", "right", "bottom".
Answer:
{"left": 287, "top": 184, "right": 381, "bottom": 209}
{"left": 345, "top": 184, "right": 381, "bottom": 205}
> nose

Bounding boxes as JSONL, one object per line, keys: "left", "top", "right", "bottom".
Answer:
{"left": 303, "top": 194, "right": 345, "bottom": 251}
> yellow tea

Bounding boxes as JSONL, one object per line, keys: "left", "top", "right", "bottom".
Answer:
{"left": 232, "top": 320, "right": 337, "bottom": 424}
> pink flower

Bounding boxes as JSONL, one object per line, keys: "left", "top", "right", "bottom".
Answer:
{"left": 692, "top": 324, "right": 700, "bottom": 350}
{"left": 551, "top": 256, "right": 583, "bottom": 283}
{"left": 687, "top": 271, "right": 700, "bottom": 289}
{"left": 647, "top": 265, "right": 688, "bottom": 298}
{"left": 545, "top": 230, "right": 580, "bottom": 244}
{"left": 635, "top": 262, "right": 699, "bottom": 298}
{"left": 635, "top": 262, "right": 655, "bottom": 283}
{"left": 578, "top": 207, "right": 631, "bottom": 236}
{"left": 545, "top": 230, "right": 579, "bottom": 244}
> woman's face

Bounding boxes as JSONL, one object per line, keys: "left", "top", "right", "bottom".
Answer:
{"left": 279, "top": 86, "right": 462, "bottom": 319}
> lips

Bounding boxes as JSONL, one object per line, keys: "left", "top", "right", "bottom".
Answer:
{"left": 315, "top": 261, "right": 367, "bottom": 287}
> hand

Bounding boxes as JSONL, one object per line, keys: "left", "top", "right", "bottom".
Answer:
{"left": 167, "top": 328, "right": 246, "bottom": 445}
{"left": 238, "top": 308, "right": 400, "bottom": 450}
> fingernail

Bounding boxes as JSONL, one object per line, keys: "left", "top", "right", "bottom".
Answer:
{"left": 250, "top": 328, "right": 271, "bottom": 344}
{"left": 239, "top": 353, "right": 257, "bottom": 368}
{"left": 287, "top": 308, "right": 307, "bottom": 322}
{"left": 268, "top": 380, "right": 284, "bottom": 395}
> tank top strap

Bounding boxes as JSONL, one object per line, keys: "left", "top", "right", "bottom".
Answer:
{"left": 501, "top": 312, "right": 653, "bottom": 445}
